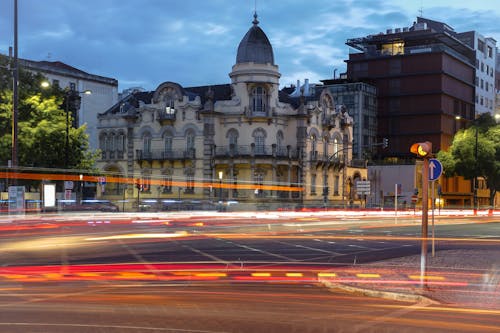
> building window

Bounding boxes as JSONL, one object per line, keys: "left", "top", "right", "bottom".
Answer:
{"left": 186, "top": 174, "right": 194, "bottom": 193}
{"left": 481, "top": 62, "right": 484, "bottom": 72}
{"left": 253, "top": 128, "right": 266, "bottom": 154}
{"left": 186, "top": 130, "right": 195, "bottom": 151}
{"left": 487, "top": 46, "right": 493, "bottom": 58}
{"left": 334, "top": 175, "right": 340, "bottom": 196}
{"left": 162, "top": 174, "right": 172, "bottom": 193}
{"left": 69, "top": 82, "right": 76, "bottom": 91}
{"left": 254, "top": 171, "right": 264, "bottom": 197}
{"left": 251, "top": 86, "right": 267, "bottom": 113}
{"left": 164, "top": 133, "right": 173, "bottom": 151}
{"left": 52, "top": 79, "right": 60, "bottom": 87}
{"left": 141, "top": 175, "right": 151, "bottom": 193}
{"left": 143, "top": 133, "right": 151, "bottom": 153}
{"left": 310, "top": 174, "right": 317, "bottom": 195}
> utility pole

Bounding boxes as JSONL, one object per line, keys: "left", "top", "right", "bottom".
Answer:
{"left": 11, "top": 0, "right": 19, "bottom": 170}
{"left": 410, "top": 141, "right": 432, "bottom": 288}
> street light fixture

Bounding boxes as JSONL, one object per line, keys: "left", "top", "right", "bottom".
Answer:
{"left": 218, "top": 171, "right": 223, "bottom": 204}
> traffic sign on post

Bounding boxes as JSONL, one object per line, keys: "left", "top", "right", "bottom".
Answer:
{"left": 428, "top": 158, "right": 442, "bottom": 181}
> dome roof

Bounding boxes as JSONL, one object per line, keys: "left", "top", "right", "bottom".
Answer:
{"left": 236, "top": 13, "right": 274, "bottom": 65}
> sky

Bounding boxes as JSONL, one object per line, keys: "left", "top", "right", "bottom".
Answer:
{"left": 1, "top": 0, "right": 499, "bottom": 92}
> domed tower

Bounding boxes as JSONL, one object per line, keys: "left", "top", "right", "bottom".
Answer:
{"left": 229, "top": 12, "right": 281, "bottom": 116}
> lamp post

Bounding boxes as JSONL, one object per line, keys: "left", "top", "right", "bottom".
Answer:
{"left": 64, "top": 89, "right": 91, "bottom": 169}
{"left": 79, "top": 174, "right": 83, "bottom": 205}
{"left": 11, "top": 0, "right": 19, "bottom": 171}
{"left": 218, "top": 171, "right": 223, "bottom": 211}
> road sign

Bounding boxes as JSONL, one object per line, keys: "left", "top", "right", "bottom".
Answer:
{"left": 356, "top": 180, "right": 371, "bottom": 195}
{"left": 428, "top": 158, "right": 443, "bottom": 181}
{"left": 64, "top": 181, "right": 74, "bottom": 190}
{"left": 98, "top": 176, "right": 106, "bottom": 185}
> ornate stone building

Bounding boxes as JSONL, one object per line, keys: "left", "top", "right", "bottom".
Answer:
{"left": 96, "top": 14, "right": 366, "bottom": 211}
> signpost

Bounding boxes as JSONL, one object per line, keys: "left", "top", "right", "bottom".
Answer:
{"left": 356, "top": 180, "right": 370, "bottom": 208}
{"left": 428, "top": 158, "right": 442, "bottom": 257}
{"left": 8, "top": 186, "right": 25, "bottom": 214}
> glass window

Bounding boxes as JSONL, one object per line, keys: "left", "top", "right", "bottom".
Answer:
{"left": 163, "top": 175, "right": 172, "bottom": 193}
{"left": 254, "top": 129, "right": 266, "bottom": 154}
{"left": 311, "top": 174, "right": 316, "bottom": 194}
{"left": 251, "top": 87, "right": 267, "bottom": 113}
{"left": 186, "top": 130, "right": 195, "bottom": 150}
{"left": 143, "top": 133, "right": 151, "bottom": 152}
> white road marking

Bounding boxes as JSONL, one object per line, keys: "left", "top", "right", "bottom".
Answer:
{"left": 221, "top": 239, "right": 298, "bottom": 261}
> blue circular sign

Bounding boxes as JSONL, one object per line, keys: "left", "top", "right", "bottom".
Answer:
{"left": 429, "top": 158, "right": 443, "bottom": 181}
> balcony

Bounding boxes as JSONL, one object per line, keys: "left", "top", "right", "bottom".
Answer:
{"left": 100, "top": 150, "right": 125, "bottom": 160}
{"left": 214, "top": 145, "right": 299, "bottom": 159}
{"left": 136, "top": 148, "right": 196, "bottom": 161}
{"left": 157, "top": 109, "right": 176, "bottom": 122}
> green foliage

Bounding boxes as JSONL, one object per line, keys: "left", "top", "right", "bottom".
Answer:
{"left": 437, "top": 113, "right": 499, "bottom": 205}
{"left": 0, "top": 56, "right": 97, "bottom": 171}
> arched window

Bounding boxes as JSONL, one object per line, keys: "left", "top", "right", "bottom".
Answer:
{"left": 251, "top": 86, "right": 267, "bottom": 113}
{"left": 333, "top": 137, "right": 340, "bottom": 157}
{"left": 253, "top": 128, "right": 266, "bottom": 154}
{"left": 164, "top": 131, "right": 173, "bottom": 155}
{"left": 186, "top": 129, "right": 195, "bottom": 151}
{"left": 143, "top": 132, "right": 152, "bottom": 155}
{"left": 227, "top": 129, "right": 239, "bottom": 154}
{"left": 116, "top": 132, "right": 125, "bottom": 159}
{"left": 276, "top": 131, "right": 284, "bottom": 156}
{"left": 99, "top": 133, "right": 107, "bottom": 159}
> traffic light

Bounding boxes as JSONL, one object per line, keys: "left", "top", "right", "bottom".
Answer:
{"left": 382, "top": 138, "right": 389, "bottom": 148}
{"left": 410, "top": 141, "right": 432, "bottom": 158}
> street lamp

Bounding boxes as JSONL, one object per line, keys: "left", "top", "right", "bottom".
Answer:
{"left": 64, "top": 89, "right": 91, "bottom": 168}
{"left": 218, "top": 171, "right": 224, "bottom": 211}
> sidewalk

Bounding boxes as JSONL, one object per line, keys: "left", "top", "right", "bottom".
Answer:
{"left": 322, "top": 249, "right": 500, "bottom": 309}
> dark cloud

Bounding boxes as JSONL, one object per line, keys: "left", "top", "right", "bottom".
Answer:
{"left": 0, "top": 1, "right": 498, "bottom": 92}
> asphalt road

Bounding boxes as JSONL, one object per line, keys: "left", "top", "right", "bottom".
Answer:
{"left": 0, "top": 212, "right": 499, "bottom": 332}
{"left": 1, "top": 213, "right": 499, "bottom": 268}
{"left": 1, "top": 282, "right": 500, "bottom": 332}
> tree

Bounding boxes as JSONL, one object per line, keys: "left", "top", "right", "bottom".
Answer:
{"left": 437, "top": 114, "right": 499, "bottom": 207}
{"left": 0, "top": 55, "right": 98, "bottom": 171}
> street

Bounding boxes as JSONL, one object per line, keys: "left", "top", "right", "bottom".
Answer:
{"left": 0, "top": 211, "right": 499, "bottom": 332}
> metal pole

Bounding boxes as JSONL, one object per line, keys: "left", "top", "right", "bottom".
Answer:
{"left": 432, "top": 180, "right": 435, "bottom": 257}
{"left": 473, "top": 127, "right": 478, "bottom": 215}
{"left": 65, "top": 94, "right": 69, "bottom": 169}
{"left": 420, "top": 158, "right": 429, "bottom": 287}
{"left": 395, "top": 183, "right": 398, "bottom": 223}
{"left": 11, "top": 0, "right": 19, "bottom": 170}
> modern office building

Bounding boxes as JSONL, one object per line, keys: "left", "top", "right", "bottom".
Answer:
{"left": 345, "top": 17, "right": 490, "bottom": 207}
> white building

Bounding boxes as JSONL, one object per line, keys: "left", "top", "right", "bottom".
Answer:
{"left": 19, "top": 59, "right": 119, "bottom": 150}
{"left": 457, "top": 31, "right": 497, "bottom": 115}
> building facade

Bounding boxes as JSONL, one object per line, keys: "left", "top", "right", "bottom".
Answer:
{"left": 96, "top": 14, "right": 366, "bottom": 211}
{"left": 318, "top": 80, "right": 378, "bottom": 160}
{"left": 456, "top": 30, "right": 497, "bottom": 115}
{"left": 19, "top": 59, "right": 119, "bottom": 151}
{"left": 344, "top": 17, "right": 492, "bottom": 208}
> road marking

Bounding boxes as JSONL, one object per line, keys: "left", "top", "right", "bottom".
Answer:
{"left": 251, "top": 272, "right": 271, "bottom": 277}
{"left": 221, "top": 239, "right": 297, "bottom": 261}
{"left": 195, "top": 272, "right": 227, "bottom": 278}
{"left": 317, "top": 272, "right": 337, "bottom": 278}
{"left": 356, "top": 273, "right": 381, "bottom": 278}
{"left": 181, "top": 244, "right": 229, "bottom": 264}
{"left": 408, "top": 275, "right": 445, "bottom": 281}
{"left": 285, "top": 273, "right": 303, "bottom": 277}
{"left": 275, "top": 240, "right": 342, "bottom": 256}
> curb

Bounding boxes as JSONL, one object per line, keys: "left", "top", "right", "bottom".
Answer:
{"left": 320, "top": 279, "right": 439, "bottom": 305}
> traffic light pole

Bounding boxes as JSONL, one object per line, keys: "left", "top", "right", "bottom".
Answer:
{"left": 420, "top": 157, "right": 429, "bottom": 288}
